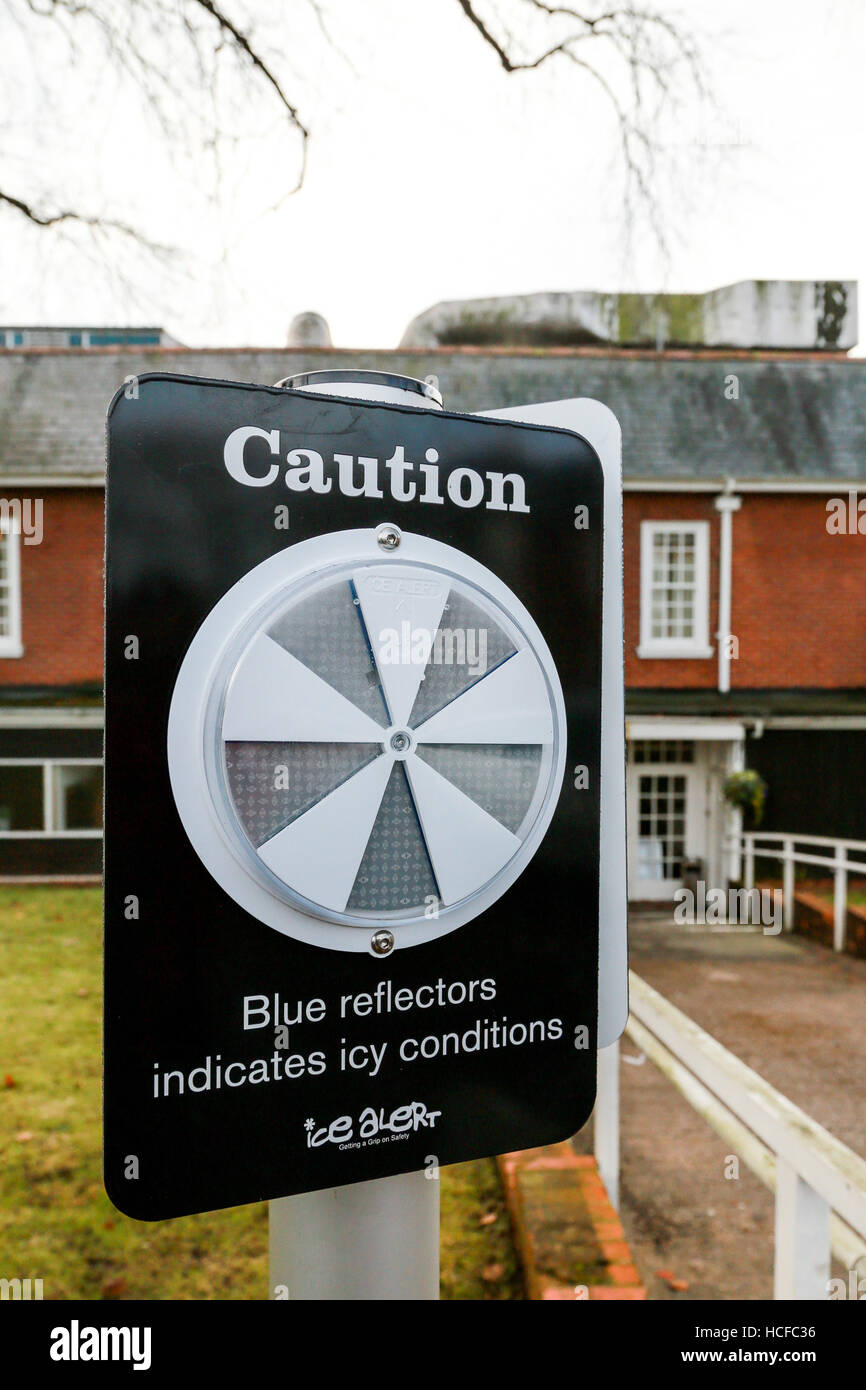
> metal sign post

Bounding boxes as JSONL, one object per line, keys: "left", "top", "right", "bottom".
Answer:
{"left": 270, "top": 1168, "right": 439, "bottom": 1301}
{"left": 267, "top": 372, "right": 443, "bottom": 1301}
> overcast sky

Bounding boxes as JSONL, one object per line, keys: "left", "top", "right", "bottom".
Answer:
{"left": 2, "top": 0, "right": 864, "bottom": 351}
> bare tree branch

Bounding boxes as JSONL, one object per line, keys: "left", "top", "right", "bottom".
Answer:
{"left": 191, "top": 0, "right": 309, "bottom": 143}
{"left": 454, "top": 0, "right": 713, "bottom": 258}
{"left": 0, "top": 0, "right": 311, "bottom": 246}
{"left": 456, "top": 0, "right": 520, "bottom": 70}
{"left": 0, "top": 0, "right": 714, "bottom": 272}
{"left": 0, "top": 186, "right": 165, "bottom": 245}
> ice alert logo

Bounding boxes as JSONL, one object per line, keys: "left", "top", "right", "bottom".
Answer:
{"left": 305, "top": 1101, "right": 443, "bottom": 1149}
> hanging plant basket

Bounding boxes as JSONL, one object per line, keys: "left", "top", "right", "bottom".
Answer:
{"left": 723, "top": 769, "right": 767, "bottom": 828}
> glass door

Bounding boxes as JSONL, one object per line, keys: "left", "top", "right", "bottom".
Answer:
{"left": 627, "top": 740, "right": 704, "bottom": 901}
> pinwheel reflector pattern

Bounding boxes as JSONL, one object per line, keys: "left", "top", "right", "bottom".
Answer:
{"left": 218, "top": 562, "right": 558, "bottom": 925}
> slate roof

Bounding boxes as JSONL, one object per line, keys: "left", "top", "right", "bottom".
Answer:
{"left": 0, "top": 346, "right": 863, "bottom": 483}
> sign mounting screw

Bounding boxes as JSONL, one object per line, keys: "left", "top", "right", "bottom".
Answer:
{"left": 371, "top": 929, "right": 395, "bottom": 955}
{"left": 377, "top": 525, "right": 401, "bottom": 552}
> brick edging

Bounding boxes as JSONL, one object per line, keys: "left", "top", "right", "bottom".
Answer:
{"left": 497, "top": 1143, "right": 646, "bottom": 1301}
{"left": 792, "top": 889, "right": 866, "bottom": 959}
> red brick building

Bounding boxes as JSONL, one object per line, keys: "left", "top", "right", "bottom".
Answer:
{"left": 0, "top": 328, "right": 863, "bottom": 896}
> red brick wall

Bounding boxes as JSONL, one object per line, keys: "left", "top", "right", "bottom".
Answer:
{"left": 732, "top": 494, "right": 866, "bottom": 688}
{"left": 4, "top": 487, "right": 864, "bottom": 693}
{"left": 0, "top": 490, "right": 104, "bottom": 688}
{"left": 625, "top": 492, "right": 866, "bottom": 689}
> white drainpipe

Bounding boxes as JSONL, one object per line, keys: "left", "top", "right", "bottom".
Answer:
{"left": 715, "top": 486, "right": 742, "bottom": 694}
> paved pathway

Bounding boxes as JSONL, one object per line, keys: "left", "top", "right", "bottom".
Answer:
{"left": 574, "top": 916, "right": 866, "bottom": 1300}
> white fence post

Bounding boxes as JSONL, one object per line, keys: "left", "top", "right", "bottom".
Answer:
{"left": 594, "top": 1040, "right": 620, "bottom": 1210}
{"left": 744, "top": 834, "right": 755, "bottom": 892}
{"left": 834, "top": 844, "right": 848, "bottom": 953}
{"left": 783, "top": 838, "right": 795, "bottom": 932}
{"left": 774, "top": 1158, "right": 831, "bottom": 1299}
{"left": 629, "top": 971, "right": 866, "bottom": 1297}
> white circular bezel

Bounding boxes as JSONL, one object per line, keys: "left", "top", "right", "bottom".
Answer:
{"left": 167, "top": 528, "right": 567, "bottom": 954}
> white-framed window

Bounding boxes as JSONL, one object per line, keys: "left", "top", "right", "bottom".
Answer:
{"left": 0, "top": 759, "right": 102, "bottom": 836}
{"left": 631, "top": 739, "right": 695, "bottom": 764}
{"left": 0, "top": 521, "right": 23, "bottom": 658}
{"left": 638, "top": 521, "right": 712, "bottom": 659}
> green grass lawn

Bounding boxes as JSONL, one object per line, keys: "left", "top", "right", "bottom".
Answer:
{"left": 0, "top": 887, "right": 521, "bottom": 1300}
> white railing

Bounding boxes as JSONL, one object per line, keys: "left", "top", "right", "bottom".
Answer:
{"left": 727, "top": 830, "right": 866, "bottom": 951}
{"left": 595, "top": 972, "right": 866, "bottom": 1300}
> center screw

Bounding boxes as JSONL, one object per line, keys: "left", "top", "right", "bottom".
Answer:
{"left": 371, "top": 929, "right": 395, "bottom": 956}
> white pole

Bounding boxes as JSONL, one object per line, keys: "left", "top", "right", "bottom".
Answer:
{"left": 270, "top": 1170, "right": 440, "bottom": 1300}
{"left": 268, "top": 367, "right": 444, "bottom": 1302}
{"left": 783, "top": 838, "right": 795, "bottom": 932}
{"left": 833, "top": 843, "right": 848, "bottom": 953}
{"left": 774, "top": 1158, "right": 830, "bottom": 1300}
{"left": 594, "top": 1040, "right": 620, "bottom": 1209}
{"left": 744, "top": 834, "right": 755, "bottom": 892}
{"left": 714, "top": 491, "right": 741, "bottom": 695}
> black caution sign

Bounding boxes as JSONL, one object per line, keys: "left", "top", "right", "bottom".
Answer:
{"left": 104, "top": 373, "right": 603, "bottom": 1219}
